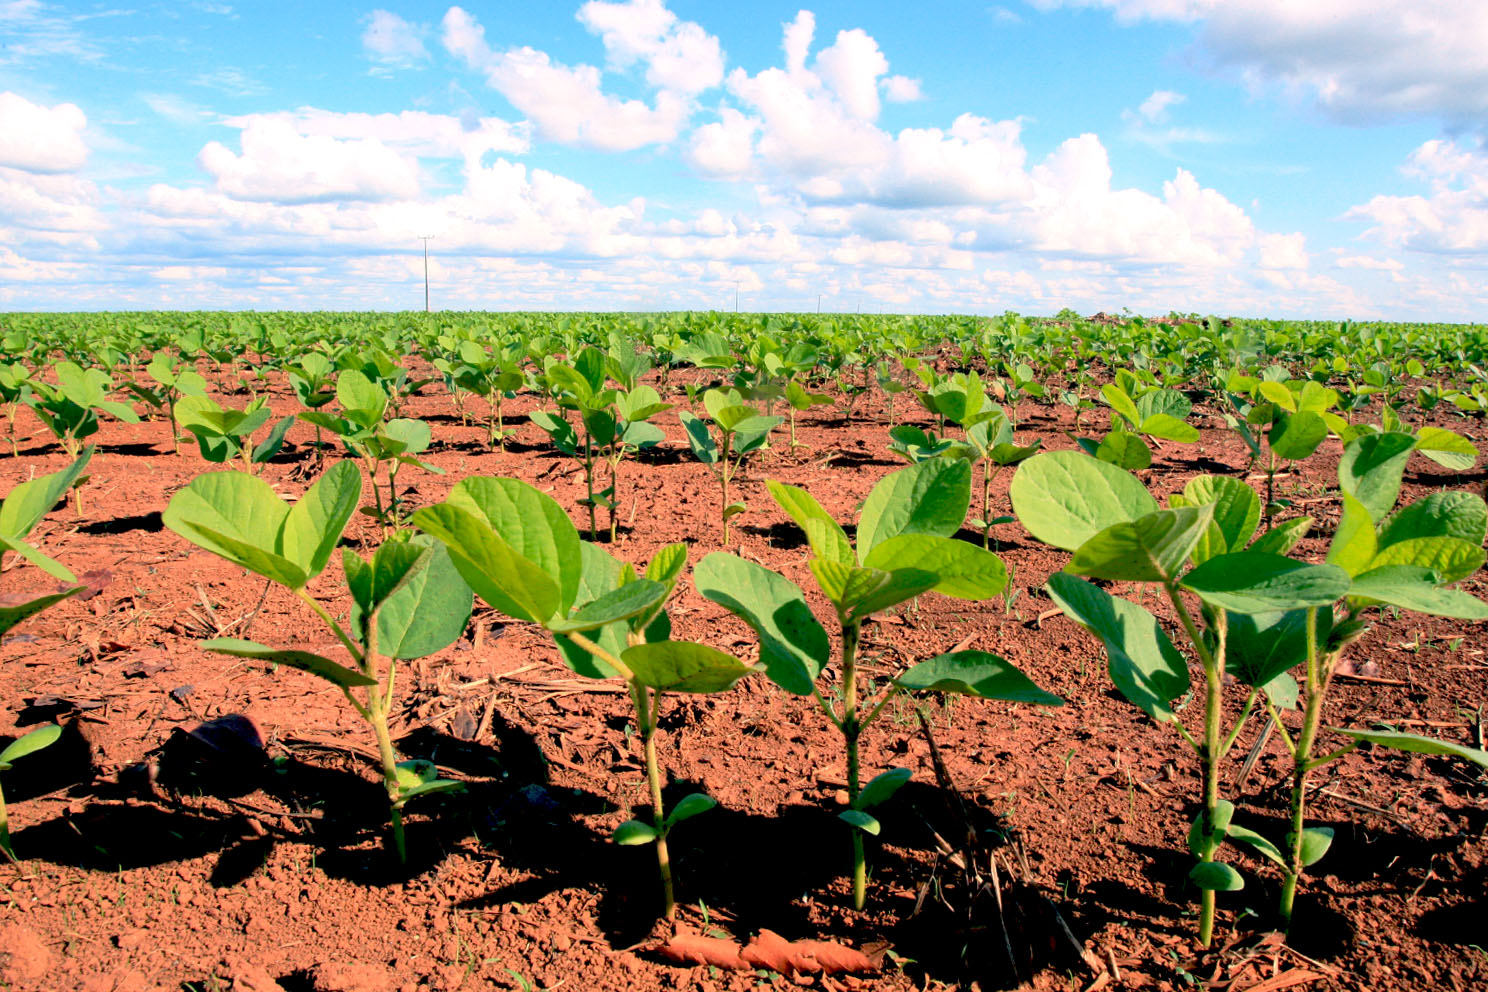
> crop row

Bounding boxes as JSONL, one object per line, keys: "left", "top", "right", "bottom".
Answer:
{"left": 3, "top": 311, "right": 1488, "bottom": 960}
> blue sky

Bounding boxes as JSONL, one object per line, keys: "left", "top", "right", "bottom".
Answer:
{"left": 2, "top": 0, "right": 1486, "bottom": 318}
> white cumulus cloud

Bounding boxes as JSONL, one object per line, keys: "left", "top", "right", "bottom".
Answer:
{"left": 442, "top": 3, "right": 717, "bottom": 151}
{"left": 198, "top": 117, "right": 422, "bottom": 203}
{"left": 1039, "top": 0, "right": 1488, "bottom": 124}
{"left": 1347, "top": 139, "right": 1488, "bottom": 253}
{"left": 362, "top": 10, "right": 428, "bottom": 69}
{"left": 0, "top": 91, "right": 88, "bottom": 173}
{"left": 577, "top": 0, "right": 724, "bottom": 95}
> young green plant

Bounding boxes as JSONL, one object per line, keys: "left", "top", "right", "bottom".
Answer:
{"left": 0, "top": 448, "right": 95, "bottom": 859}
{"left": 412, "top": 479, "right": 752, "bottom": 919}
{"left": 677, "top": 388, "right": 782, "bottom": 545}
{"left": 1010, "top": 451, "right": 1331, "bottom": 946}
{"left": 175, "top": 394, "right": 294, "bottom": 474}
{"left": 696, "top": 460, "right": 1060, "bottom": 910}
{"left": 163, "top": 461, "right": 472, "bottom": 863}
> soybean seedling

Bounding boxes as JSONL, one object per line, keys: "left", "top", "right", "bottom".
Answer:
{"left": 1011, "top": 452, "right": 1320, "bottom": 945}
{"left": 413, "top": 479, "right": 753, "bottom": 919}
{"left": 124, "top": 352, "right": 209, "bottom": 454}
{"left": 696, "top": 459, "right": 1061, "bottom": 910}
{"left": 1012, "top": 445, "right": 1488, "bottom": 944}
{"left": 27, "top": 361, "right": 140, "bottom": 458}
{"left": 164, "top": 462, "right": 473, "bottom": 863}
{"left": 678, "top": 388, "right": 782, "bottom": 545}
{"left": 0, "top": 725, "right": 61, "bottom": 861}
{"left": 0, "top": 449, "right": 95, "bottom": 860}
{"left": 175, "top": 394, "right": 295, "bottom": 474}
{"left": 300, "top": 370, "right": 441, "bottom": 534}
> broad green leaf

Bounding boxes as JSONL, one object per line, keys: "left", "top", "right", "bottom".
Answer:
{"left": 1250, "top": 516, "right": 1312, "bottom": 556}
{"left": 664, "top": 793, "right": 717, "bottom": 827}
{"left": 163, "top": 472, "right": 306, "bottom": 588}
{"left": 1414, "top": 426, "right": 1477, "bottom": 471}
{"left": 1326, "top": 492, "right": 1378, "bottom": 578}
{"left": 1257, "top": 380, "right": 1296, "bottom": 412}
{"left": 1301, "top": 827, "right": 1334, "bottom": 867}
{"left": 0, "top": 533, "right": 75, "bottom": 583}
{"left": 355, "top": 538, "right": 473, "bottom": 660}
{"left": 1296, "top": 381, "right": 1339, "bottom": 414}
{"left": 1009, "top": 451, "right": 1157, "bottom": 552}
{"left": 203, "top": 637, "right": 375, "bottom": 689}
{"left": 1349, "top": 565, "right": 1488, "bottom": 619}
{"left": 856, "top": 459, "right": 971, "bottom": 557}
{"left": 1368, "top": 536, "right": 1485, "bottom": 584}
{"left": 1187, "top": 800, "right": 1235, "bottom": 858}
{"left": 677, "top": 410, "right": 718, "bottom": 464}
{"left": 809, "top": 560, "right": 887, "bottom": 611}
{"left": 1100, "top": 383, "right": 1141, "bottom": 426}
{"left": 280, "top": 460, "right": 361, "bottom": 582}
{"left": 1333, "top": 727, "right": 1488, "bottom": 768}
{"left": 411, "top": 503, "right": 561, "bottom": 625}
{"left": 1189, "top": 861, "right": 1244, "bottom": 892}
{"left": 844, "top": 567, "right": 939, "bottom": 620}
{"left": 1339, "top": 432, "right": 1416, "bottom": 522}
{"left": 622, "top": 641, "right": 753, "bottom": 693}
{"left": 1096, "top": 429, "right": 1152, "bottom": 470}
{"left": 337, "top": 369, "right": 387, "bottom": 422}
{"left": 1182, "top": 475, "right": 1260, "bottom": 561}
{"left": 896, "top": 651, "right": 1062, "bottom": 706}
{"left": 0, "top": 724, "right": 62, "bottom": 768}
{"left": 445, "top": 477, "right": 581, "bottom": 613}
{"left": 0, "top": 446, "right": 93, "bottom": 540}
{"left": 766, "top": 480, "right": 854, "bottom": 564}
{"left": 549, "top": 579, "right": 667, "bottom": 633}
{"left": 250, "top": 414, "right": 296, "bottom": 464}
{"left": 694, "top": 552, "right": 829, "bottom": 695}
{"left": 645, "top": 542, "right": 689, "bottom": 586}
{"left": 1226, "top": 823, "right": 1285, "bottom": 868}
{"left": 862, "top": 534, "right": 1007, "bottom": 600}
{"left": 1226, "top": 609, "right": 1328, "bottom": 690}
{"left": 613, "top": 820, "right": 658, "bottom": 845}
{"left": 854, "top": 767, "right": 913, "bottom": 810}
{"left": 838, "top": 810, "right": 880, "bottom": 835}
{"left": 554, "top": 541, "right": 630, "bottom": 679}
{"left": 1182, "top": 553, "right": 1351, "bottom": 613}
{"left": 1379, "top": 491, "right": 1487, "bottom": 549}
{"left": 1138, "top": 413, "right": 1200, "bottom": 443}
{"left": 1068, "top": 506, "right": 1213, "bottom": 583}
{"left": 1045, "top": 573, "right": 1188, "bottom": 723}
{"left": 1268, "top": 410, "right": 1327, "bottom": 461}
{"left": 384, "top": 417, "right": 431, "bottom": 455}
{"left": 393, "top": 758, "right": 438, "bottom": 790}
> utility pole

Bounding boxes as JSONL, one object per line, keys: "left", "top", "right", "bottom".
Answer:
{"left": 419, "top": 235, "right": 434, "bottom": 312}
{"left": 735, "top": 281, "right": 740, "bottom": 313}
{"left": 817, "top": 293, "right": 821, "bottom": 313}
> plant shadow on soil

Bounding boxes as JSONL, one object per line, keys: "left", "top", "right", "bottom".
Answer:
{"left": 11, "top": 716, "right": 1082, "bottom": 988}
{"left": 77, "top": 510, "right": 163, "bottom": 535}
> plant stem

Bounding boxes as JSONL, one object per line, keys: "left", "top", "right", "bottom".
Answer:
{"left": 1165, "top": 583, "right": 1225, "bottom": 947}
{"left": 981, "top": 459, "right": 992, "bottom": 549}
{"left": 841, "top": 619, "right": 866, "bottom": 911}
{"left": 1280, "top": 607, "right": 1325, "bottom": 926}
{"left": 0, "top": 780, "right": 13, "bottom": 863}
{"left": 632, "top": 680, "right": 675, "bottom": 920}
{"left": 564, "top": 630, "right": 678, "bottom": 917}
{"left": 720, "top": 432, "right": 734, "bottom": 545}
{"left": 582, "top": 426, "right": 597, "bottom": 540}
